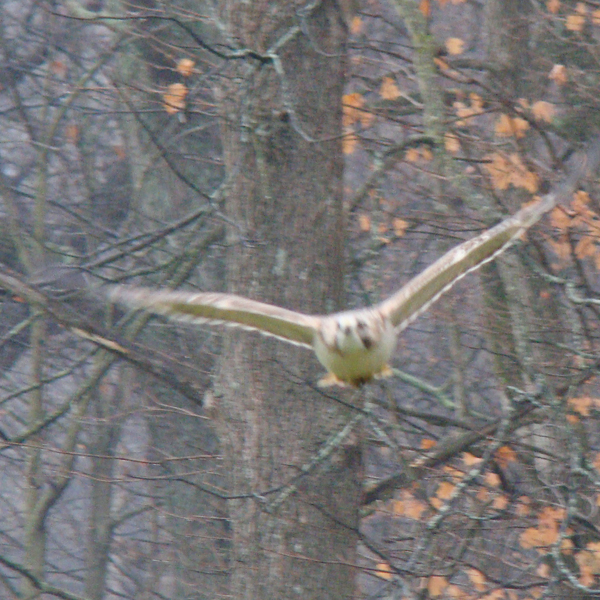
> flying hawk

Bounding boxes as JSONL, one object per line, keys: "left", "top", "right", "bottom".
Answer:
{"left": 109, "top": 196, "right": 554, "bottom": 387}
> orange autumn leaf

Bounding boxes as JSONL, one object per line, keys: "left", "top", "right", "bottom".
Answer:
{"left": 380, "top": 76, "right": 401, "bottom": 100}
{"left": 593, "top": 9, "right": 600, "bottom": 25}
{"left": 447, "top": 584, "right": 464, "bottom": 597}
{"left": 421, "top": 147, "right": 433, "bottom": 161}
{"left": 50, "top": 60, "right": 68, "bottom": 77}
{"left": 562, "top": 537, "right": 574, "bottom": 554}
{"left": 453, "top": 101, "right": 471, "bottom": 126}
{"left": 575, "top": 236, "right": 596, "bottom": 260}
{"left": 495, "top": 114, "right": 530, "bottom": 138}
{"left": 428, "top": 575, "right": 448, "bottom": 597}
{"left": 470, "top": 92, "right": 484, "bottom": 111}
{"left": 549, "top": 64, "right": 567, "bottom": 85}
{"left": 484, "top": 153, "right": 538, "bottom": 192}
{"left": 512, "top": 117, "right": 531, "bottom": 136}
{"left": 537, "top": 563, "right": 550, "bottom": 578}
{"left": 375, "top": 562, "right": 392, "bottom": 580}
{"left": 434, "top": 56, "right": 450, "bottom": 71}
{"left": 510, "top": 159, "right": 539, "bottom": 192}
{"left": 405, "top": 147, "right": 421, "bottom": 162}
{"left": 569, "top": 396, "right": 593, "bottom": 416}
{"left": 350, "top": 15, "right": 363, "bottom": 34}
{"left": 520, "top": 506, "right": 564, "bottom": 551}
{"left": 481, "top": 591, "right": 505, "bottom": 600}
{"left": 575, "top": 545, "right": 600, "bottom": 586}
{"left": 484, "top": 472, "right": 501, "bottom": 487}
{"left": 572, "top": 189, "right": 592, "bottom": 212}
{"left": 463, "top": 452, "right": 482, "bottom": 466}
{"left": 485, "top": 154, "right": 512, "bottom": 190}
{"left": 343, "top": 93, "right": 373, "bottom": 127}
{"left": 358, "top": 214, "right": 371, "bottom": 232}
{"left": 566, "top": 13, "right": 585, "bottom": 31}
{"left": 176, "top": 58, "right": 195, "bottom": 77}
{"left": 343, "top": 131, "right": 358, "bottom": 154}
{"left": 405, "top": 147, "right": 433, "bottom": 162}
{"left": 550, "top": 207, "right": 572, "bottom": 231}
{"left": 360, "top": 111, "right": 374, "bottom": 128}
{"left": 393, "top": 490, "right": 426, "bottom": 519}
{"left": 163, "top": 83, "right": 188, "bottom": 114}
{"left": 577, "top": 558, "right": 595, "bottom": 586}
{"left": 548, "top": 236, "right": 572, "bottom": 263}
{"left": 495, "top": 445, "right": 517, "bottom": 468}
{"left": 446, "top": 37, "right": 465, "bottom": 55}
{"left": 342, "top": 93, "right": 361, "bottom": 126}
{"left": 65, "top": 124, "right": 79, "bottom": 144}
{"left": 436, "top": 481, "right": 455, "bottom": 500}
{"left": 421, "top": 438, "right": 437, "bottom": 450}
{"left": 453, "top": 94, "right": 484, "bottom": 126}
{"left": 532, "top": 101, "right": 555, "bottom": 123}
{"left": 520, "top": 529, "right": 547, "bottom": 550}
{"left": 541, "top": 506, "right": 566, "bottom": 523}
{"left": 444, "top": 132, "right": 460, "bottom": 154}
{"left": 444, "top": 465, "right": 464, "bottom": 482}
{"left": 430, "top": 497, "right": 443, "bottom": 510}
{"left": 516, "top": 496, "right": 531, "bottom": 516}
{"left": 420, "top": 0, "right": 431, "bottom": 17}
{"left": 477, "top": 487, "right": 490, "bottom": 503}
{"left": 392, "top": 218, "right": 409, "bottom": 237}
{"left": 493, "top": 494, "right": 509, "bottom": 510}
{"left": 468, "top": 568, "right": 487, "bottom": 591}
{"left": 547, "top": 0, "right": 560, "bottom": 12}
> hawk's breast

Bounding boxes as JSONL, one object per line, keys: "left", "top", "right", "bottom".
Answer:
{"left": 313, "top": 311, "right": 397, "bottom": 384}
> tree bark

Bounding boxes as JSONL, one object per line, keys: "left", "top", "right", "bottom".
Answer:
{"left": 214, "top": 2, "right": 359, "bottom": 598}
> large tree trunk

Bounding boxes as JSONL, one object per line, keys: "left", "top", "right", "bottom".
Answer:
{"left": 214, "top": 1, "right": 359, "bottom": 598}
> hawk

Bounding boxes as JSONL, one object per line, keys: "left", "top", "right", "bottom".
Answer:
{"left": 109, "top": 196, "right": 554, "bottom": 387}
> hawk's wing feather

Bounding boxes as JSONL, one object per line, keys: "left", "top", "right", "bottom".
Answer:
{"left": 377, "top": 195, "right": 555, "bottom": 330}
{"left": 108, "top": 288, "right": 320, "bottom": 348}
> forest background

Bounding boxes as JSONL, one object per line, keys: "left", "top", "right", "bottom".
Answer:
{"left": 2, "top": 0, "right": 600, "bottom": 599}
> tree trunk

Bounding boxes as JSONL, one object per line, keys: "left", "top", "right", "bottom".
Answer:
{"left": 214, "top": 1, "right": 359, "bottom": 598}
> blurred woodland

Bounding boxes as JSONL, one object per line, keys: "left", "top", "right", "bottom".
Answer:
{"left": 2, "top": 0, "right": 600, "bottom": 599}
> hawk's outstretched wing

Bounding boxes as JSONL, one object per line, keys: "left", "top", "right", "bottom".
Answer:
{"left": 108, "top": 195, "right": 555, "bottom": 386}
{"left": 377, "top": 195, "right": 555, "bottom": 330}
{"left": 108, "top": 287, "right": 320, "bottom": 348}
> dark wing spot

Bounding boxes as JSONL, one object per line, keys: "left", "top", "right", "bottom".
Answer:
{"left": 355, "top": 319, "right": 374, "bottom": 349}
{"left": 351, "top": 375, "right": 373, "bottom": 387}
{"left": 360, "top": 335, "right": 373, "bottom": 349}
